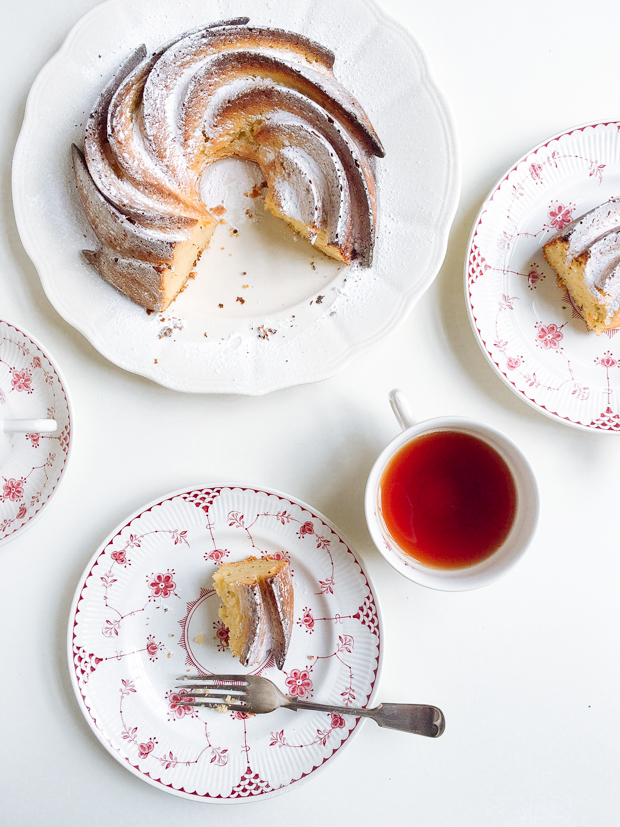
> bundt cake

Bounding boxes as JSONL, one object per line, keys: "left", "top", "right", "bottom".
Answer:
{"left": 73, "top": 18, "right": 385, "bottom": 312}
{"left": 543, "top": 198, "right": 620, "bottom": 334}
{"left": 212, "top": 556, "right": 294, "bottom": 670}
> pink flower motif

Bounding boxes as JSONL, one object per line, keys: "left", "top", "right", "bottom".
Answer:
{"left": 148, "top": 571, "right": 176, "bottom": 598}
{"left": 596, "top": 352, "right": 617, "bottom": 368}
{"left": 231, "top": 711, "right": 251, "bottom": 721}
{"left": 206, "top": 548, "right": 227, "bottom": 563}
{"left": 526, "top": 266, "right": 544, "bottom": 289}
{"left": 31, "top": 356, "right": 41, "bottom": 369}
{"left": 529, "top": 163, "right": 543, "bottom": 182}
{"left": 25, "top": 433, "right": 40, "bottom": 447}
{"left": 331, "top": 713, "right": 346, "bottom": 729}
{"left": 138, "top": 740, "right": 155, "bottom": 759}
{"left": 166, "top": 689, "right": 195, "bottom": 719}
{"left": 506, "top": 356, "right": 522, "bottom": 371}
{"left": 547, "top": 202, "right": 573, "bottom": 231}
{"left": 536, "top": 323, "right": 563, "bottom": 349}
{"left": 214, "top": 620, "right": 230, "bottom": 650}
{"left": 267, "top": 550, "right": 288, "bottom": 561}
{"left": 146, "top": 635, "right": 160, "bottom": 660}
{"left": 2, "top": 478, "right": 24, "bottom": 502}
{"left": 299, "top": 607, "right": 314, "bottom": 632}
{"left": 285, "top": 668, "right": 313, "bottom": 699}
{"left": 16, "top": 504, "right": 27, "bottom": 520}
{"left": 111, "top": 549, "right": 127, "bottom": 565}
{"left": 299, "top": 521, "right": 314, "bottom": 536}
{"left": 11, "top": 369, "right": 32, "bottom": 393}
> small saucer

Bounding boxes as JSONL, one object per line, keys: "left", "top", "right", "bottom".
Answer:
{"left": 0, "top": 318, "right": 72, "bottom": 547}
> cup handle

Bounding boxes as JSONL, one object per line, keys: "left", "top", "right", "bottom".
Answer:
{"left": 2, "top": 419, "right": 58, "bottom": 434}
{"left": 389, "top": 389, "right": 416, "bottom": 432}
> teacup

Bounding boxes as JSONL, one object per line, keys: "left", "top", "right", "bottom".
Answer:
{"left": 364, "top": 390, "right": 539, "bottom": 591}
{"left": 0, "top": 417, "right": 57, "bottom": 466}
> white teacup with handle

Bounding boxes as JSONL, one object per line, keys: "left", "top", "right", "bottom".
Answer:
{"left": 0, "top": 417, "right": 57, "bottom": 465}
{"left": 364, "top": 390, "right": 539, "bottom": 591}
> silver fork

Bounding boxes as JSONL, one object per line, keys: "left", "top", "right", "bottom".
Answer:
{"left": 176, "top": 674, "right": 445, "bottom": 737}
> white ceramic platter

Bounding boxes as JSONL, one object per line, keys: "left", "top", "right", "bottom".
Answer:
{"left": 13, "top": 0, "right": 458, "bottom": 394}
{"left": 68, "top": 485, "right": 381, "bottom": 802}
{"left": 0, "top": 318, "right": 72, "bottom": 547}
{"left": 467, "top": 121, "right": 620, "bottom": 432}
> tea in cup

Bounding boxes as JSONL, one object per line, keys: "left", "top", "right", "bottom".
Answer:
{"left": 365, "top": 391, "right": 539, "bottom": 591}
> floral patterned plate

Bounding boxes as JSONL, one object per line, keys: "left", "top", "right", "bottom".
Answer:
{"left": 467, "top": 121, "right": 620, "bottom": 431}
{"left": 0, "top": 318, "right": 71, "bottom": 546}
{"left": 68, "top": 485, "right": 381, "bottom": 802}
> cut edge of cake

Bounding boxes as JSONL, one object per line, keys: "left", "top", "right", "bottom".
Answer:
{"left": 212, "top": 556, "right": 293, "bottom": 670}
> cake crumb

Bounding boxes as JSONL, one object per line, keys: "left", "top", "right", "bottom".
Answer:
{"left": 236, "top": 296, "right": 245, "bottom": 304}
{"left": 167, "top": 653, "right": 171, "bottom": 659}
{"left": 242, "top": 284, "right": 249, "bottom": 289}
{"left": 194, "top": 634, "right": 204, "bottom": 645}
{"left": 245, "top": 182, "right": 267, "bottom": 198}
{"left": 146, "top": 308, "right": 154, "bottom": 315}
{"left": 257, "top": 325, "right": 276, "bottom": 340}
{"left": 154, "top": 359, "right": 158, "bottom": 364}
{"left": 210, "top": 204, "right": 226, "bottom": 216}
{"left": 215, "top": 704, "right": 229, "bottom": 713}
{"left": 229, "top": 227, "right": 239, "bottom": 237}
{"left": 316, "top": 295, "right": 324, "bottom": 304}
{"left": 218, "top": 303, "right": 224, "bottom": 309}
{"left": 310, "top": 261, "right": 316, "bottom": 270}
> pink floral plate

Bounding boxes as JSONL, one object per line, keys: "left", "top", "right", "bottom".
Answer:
{"left": 467, "top": 121, "right": 620, "bottom": 431}
{"left": 0, "top": 318, "right": 71, "bottom": 546}
{"left": 68, "top": 485, "right": 381, "bottom": 802}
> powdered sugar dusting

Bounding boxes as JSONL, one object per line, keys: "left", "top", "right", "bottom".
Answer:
{"left": 13, "top": 0, "right": 459, "bottom": 393}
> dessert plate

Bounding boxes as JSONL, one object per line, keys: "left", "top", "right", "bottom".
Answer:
{"left": 68, "top": 485, "right": 381, "bottom": 802}
{"left": 467, "top": 121, "right": 620, "bottom": 432}
{"left": 0, "top": 318, "right": 72, "bottom": 547}
{"left": 13, "top": 0, "right": 459, "bottom": 394}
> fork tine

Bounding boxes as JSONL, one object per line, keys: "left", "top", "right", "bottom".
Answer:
{"left": 177, "top": 700, "right": 248, "bottom": 712}
{"left": 176, "top": 674, "right": 249, "bottom": 683}
{"left": 177, "top": 689, "right": 245, "bottom": 700}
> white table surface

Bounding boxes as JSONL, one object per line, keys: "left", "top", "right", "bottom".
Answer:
{"left": 1, "top": 1, "right": 619, "bottom": 824}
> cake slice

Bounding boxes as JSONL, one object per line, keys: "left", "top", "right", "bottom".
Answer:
{"left": 212, "top": 556, "right": 293, "bottom": 669}
{"left": 543, "top": 198, "right": 620, "bottom": 334}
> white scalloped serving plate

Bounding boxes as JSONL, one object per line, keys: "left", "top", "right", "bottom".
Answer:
{"left": 467, "top": 121, "right": 620, "bottom": 432}
{"left": 13, "top": 0, "right": 459, "bottom": 394}
{"left": 68, "top": 484, "right": 381, "bottom": 801}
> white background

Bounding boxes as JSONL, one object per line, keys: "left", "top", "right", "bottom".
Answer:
{"left": 1, "top": 0, "right": 618, "bottom": 825}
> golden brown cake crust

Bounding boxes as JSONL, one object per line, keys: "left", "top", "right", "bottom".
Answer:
{"left": 74, "top": 19, "right": 384, "bottom": 310}
{"left": 213, "top": 556, "right": 294, "bottom": 670}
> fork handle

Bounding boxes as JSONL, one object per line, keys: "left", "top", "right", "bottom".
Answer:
{"left": 285, "top": 699, "right": 445, "bottom": 737}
